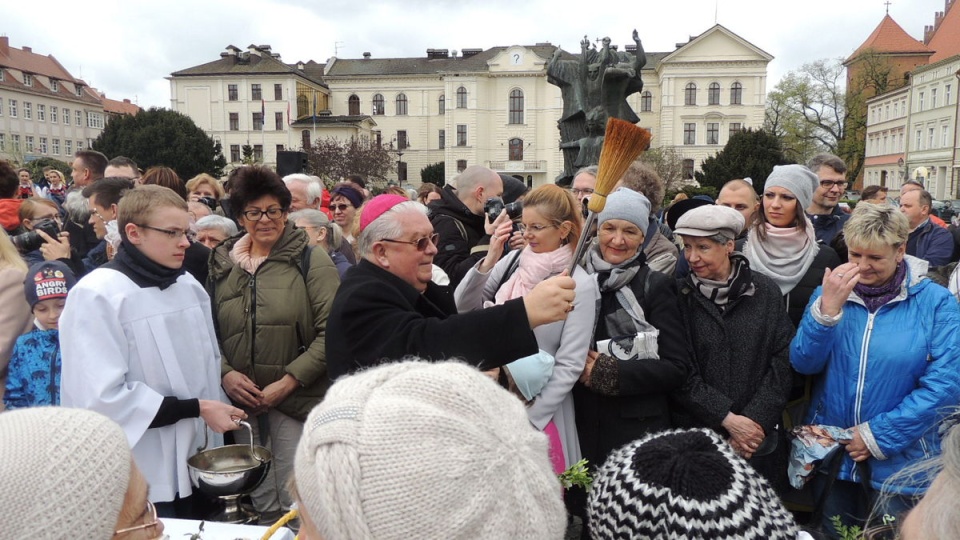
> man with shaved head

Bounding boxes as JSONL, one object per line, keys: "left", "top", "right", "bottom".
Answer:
{"left": 429, "top": 165, "right": 506, "bottom": 287}
{"left": 717, "top": 179, "right": 759, "bottom": 239}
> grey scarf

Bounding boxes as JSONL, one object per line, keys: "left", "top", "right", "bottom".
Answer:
{"left": 585, "top": 245, "right": 658, "bottom": 359}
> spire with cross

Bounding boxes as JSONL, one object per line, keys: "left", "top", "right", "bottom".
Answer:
{"left": 885, "top": 0, "right": 891, "bottom": 14}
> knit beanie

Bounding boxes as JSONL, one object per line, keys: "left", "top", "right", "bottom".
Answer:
{"left": 331, "top": 184, "right": 364, "bottom": 209}
{"left": 763, "top": 164, "right": 818, "bottom": 212}
{"left": 587, "top": 428, "right": 798, "bottom": 540}
{"left": 23, "top": 260, "right": 77, "bottom": 308}
{"left": 598, "top": 188, "right": 651, "bottom": 230}
{"left": 0, "top": 407, "right": 132, "bottom": 539}
{"left": 294, "top": 360, "right": 567, "bottom": 540}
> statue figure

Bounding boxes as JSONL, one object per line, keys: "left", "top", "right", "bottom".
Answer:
{"left": 548, "top": 30, "right": 646, "bottom": 185}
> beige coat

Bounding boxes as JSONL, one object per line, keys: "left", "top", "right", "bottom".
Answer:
{"left": 0, "top": 266, "right": 34, "bottom": 410}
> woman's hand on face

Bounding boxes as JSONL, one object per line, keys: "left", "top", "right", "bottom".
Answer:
{"left": 820, "top": 263, "right": 860, "bottom": 316}
{"left": 722, "top": 412, "right": 764, "bottom": 453}
{"left": 479, "top": 217, "right": 513, "bottom": 274}
{"left": 580, "top": 350, "right": 599, "bottom": 386}
{"left": 36, "top": 230, "right": 71, "bottom": 261}
{"left": 221, "top": 371, "right": 263, "bottom": 409}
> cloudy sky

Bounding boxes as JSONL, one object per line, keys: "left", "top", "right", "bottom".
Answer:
{"left": 3, "top": 0, "right": 945, "bottom": 108}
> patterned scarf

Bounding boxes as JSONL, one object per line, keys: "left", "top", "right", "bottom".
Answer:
{"left": 854, "top": 259, "right": 907, "bottom": 312}
{"left": 688, "top": 253, "right": 755, "bottom": 309}
{"left": 495, "top": 245, "right": 573, "bottom": 304}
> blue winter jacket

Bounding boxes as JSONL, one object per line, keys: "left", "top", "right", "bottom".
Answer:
{"left": 3, "top": 326, "right": 61, "bottom": 409}
{"left": 791, "top": 257, "right": 960, "bottom": 494}
{"left": 907, "top": 219, "right": 954, "bottom": 267}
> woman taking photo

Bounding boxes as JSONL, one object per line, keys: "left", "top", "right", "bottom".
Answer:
{"left": 744, "top": 164, "right": 841, "bottom": 327}
{"left": 792, "top": 203, "right": 960, "bottom": 537}
{"left": 672, "top": 204, "right": 795, "bottom": 488}
{"left": 455, "top": 183, "right": 597, "bottom": 473}
{"left": 208, "top": 165, "right": 340, "bottom": 524}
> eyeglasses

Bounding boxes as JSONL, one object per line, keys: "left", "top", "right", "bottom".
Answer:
{"left": 242, "top": 207, "right": 285, "bottom": 221}
{"left": 571, "top": 188, "right": 594, "bottom": 196}
{"left": 135, "top": 223, "right": 195, "bottom": 241}
{"left": 382, "top": 233, "right": 439, "bottom": 251}
{"left": 331, "top": 204, "right": 353, "bottom": 212}
{"left": 819, "top": 180, "right": 849, "bottom": 189}
{"left": 518, "top": 223, "right": 557, "bottom": 234}
{"left": 114, "top": 500, "right": 159, "bottom": 536}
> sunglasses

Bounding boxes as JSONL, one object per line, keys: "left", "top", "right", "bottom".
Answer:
{"left": 331, "top": 204, "right": 354, "bottom": 212}
{"left": 381, "top": 233, "right": 440, "bottom": 251}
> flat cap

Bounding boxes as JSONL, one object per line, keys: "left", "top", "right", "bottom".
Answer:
{"left": 674, "top": 205, "right": 744, "bottom": 240}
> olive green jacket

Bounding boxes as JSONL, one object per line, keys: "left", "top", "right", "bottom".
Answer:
{"left": 208, "top": 224, "right": 340, "bottom": 420}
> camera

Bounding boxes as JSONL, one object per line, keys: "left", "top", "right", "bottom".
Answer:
{"left": 484, "top": 197, "right": 524, "bottom": 223}
{"left": 11, "top": 218, "right": 61, "bottom": 253}
{"left": 197, "top": 196, "right": 218, "bottom": 211}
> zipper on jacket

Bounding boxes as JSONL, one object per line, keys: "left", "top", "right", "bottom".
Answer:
{"left": 249, "top": 275, "right": 257, "bottom": 375}
{"left": 50, "top": 339, "right": 60, "bottom": 405}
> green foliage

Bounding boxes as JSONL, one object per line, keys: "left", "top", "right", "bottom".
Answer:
{"left": 92, "top": 108, "right": 226, "bottom": 179}
{"left": 241, "top": 144, "right": 257, "bottom": 165}
{"left": 829, "top": 515, "right": 863, "bottom": 540}
{"left": 558, "top": 459, "right": 592, "bottom": 490}
{"left": 420, "top": 162, "right": 445, "bottom": 186}
{"left": 696, "top": 128, "right": 790, "bottom": 194}
{"left": 304, "top": 136, "right": 394, "bottom": 188}
{"left": 639, "top": 147, "right": 686, "bottom": 194}
{"left": 679, "top": 186, "right": 719, "bottom": 200}
{"left": 22, "top": 157, "right": 71, "bottom": 181}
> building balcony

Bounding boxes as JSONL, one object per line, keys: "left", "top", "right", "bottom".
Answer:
{"left": 486, "top": 160, "right": 547, "bottom": 172}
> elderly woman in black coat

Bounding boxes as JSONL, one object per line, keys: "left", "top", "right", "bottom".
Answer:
{"left": 672, "top": 204, "right": 795, "bottom": 488}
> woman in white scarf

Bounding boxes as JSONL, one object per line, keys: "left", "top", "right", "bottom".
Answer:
{"left": 744, "top": 164, "right": 841, "bottom": 327}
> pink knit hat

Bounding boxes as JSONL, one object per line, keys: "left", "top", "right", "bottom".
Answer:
{"left": 359, "top": 194, "right": 410, "bottom": 232}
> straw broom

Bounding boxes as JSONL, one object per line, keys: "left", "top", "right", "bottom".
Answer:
{"left": 568, "top": 118, "right": 652, "bottom": 274}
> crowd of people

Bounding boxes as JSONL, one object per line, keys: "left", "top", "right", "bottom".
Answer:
{"left": 1, "top": 149, "right": 959, "bottom": 540}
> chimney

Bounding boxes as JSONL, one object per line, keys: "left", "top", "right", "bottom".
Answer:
{"left": 248, "top": 44, "right": 261, "bottom": 57}
{"left": 22, "top": 46, "right": 31, "bottom": 53}
{"left": 0, "top": 36, "right": 7, "bottom": 56}
{"left": 363, "top": 52, "right": 371, "bottom": 59}
{"left": 123, "top": 99, "right": 131, "bottom": 104}
{"left": 461, "top": 48, "right": 482, "bottom": 59}
{"left": 925, "top": 24, "right": 935, "bottom": 44}
{"left": 297, "top": 61, "right": 305, "bottom": 70}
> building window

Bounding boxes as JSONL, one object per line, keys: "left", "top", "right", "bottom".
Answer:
{"left": 37, "top": 104, "right": 45, "bottom": 122}
{"left": 301, "top": 130, "right": 311, "bottom": 149}
{"left": 372, "top": 94, "right": 384, "bottom": 115}
{"left": 275, "top": 112, "right": 284, "bottom": 130}
{"left": 77, "top": 141, "right": 84, "bottom": 151}
{"left": 0, "top": 134, "right": 4, "bottom": 151}
{"left": 50, "top": 106, "right": 57, "bottom": 123}
{"left": 682, "top": 159, "right": 695, "bottom": 179}
{"left": 708, "top": 83, "right": 720, "bottom": 105}
{"left": 397, "top": 130, "right": 408, "bottom": 149}
{"left": 62, "top": 108, "right": 69, "bottom": 124}
{"left": 684, "top": 83, "right": 697, "bottom": 106}
{"left": 943, "top": 125, "right": 950, "bottom": 147}
{"left": 52, "top": 139, "right": 60, "bottom": 155}
{"left": 396, "top": 93, "right": 408, "bottom": 115}
{"left": 76, "top": 110, "right": 82, "bottom": 126}
{"left": 348, "top": 95, "right": 360, "bottom": 115}
{"left": 0, "top": 98, "right": 2, "bottom": 116}
{"left": 929, "top": 127, "right": 935, "bottom": 148}
{"left": 12, "top": 135, "right": 20, "bottom": 152}
{"left": 297, "top": 94, "right": 308, "bottom": 116}
{"left": 932, "top": 88, "right": 938, "bottom": 108}
{"left": 946, "top": 84, "right": 952, "bottom": 105}
{"left": 373, "top": 131, "right": 382, "bottom": 146}
{"left": 439, "top": 95, "right": 445, "bottom": 114}
{"left": 640, "top": 91, "right": 652, "bottom": 112}
{"left": 894, "top": 101, "right": 899, "bottom": 117}
{"left": 228, "top": 84, "right": 238, "bottom": 101}
{"left": 251, "top": 84, "right": 262, "bottom": 101}
{"left": 919, "top": 92, "right": 925, "bottom": 110}
{"left": 457, "top": 159, "right": 467, "bottom": 172}
{"left": 707, "top": 123, "right": 719, "bottom": 145}
{"left": 729, "top": 122, "right": 742, "bottom": 140}
{"left": 916, "top": 130, "right": 922, "bottom": 149}
{"left": 274, "top": 84, "right": 283, "bottom": 101}
{"left": 26, "top": 136, "right": 34, "bottom": 153}
{"left": 8, "top": 99, "right": 16, "bottom": 117}
{"left": 24, "top": 102, "right": 32, "bottom": 120}
{"left": 39, "top": 137, "right": 47, "bottom": 154}
{"left": 229, "top": 113, "right": 239, "bottom": 131}
{"left": 457, "top": 124, "right": 467, "bottom": 146}
{"left": 730, "top": 82, "right": 743, "bottom": 105}
{"left": 509, "top": 89, "right": 524, "bottom": 124}
{"left": 509, "top": 138, "right": 523, "bottom": 161}
{"left": 457, "top": 86, "right": 467, "bottom": 108}
{"left": 65, "top": 140, "right": 71, "bottom": 155}
{"left": 276, "top": 144, "right": 284, "bottom": 155}
{"left": 683, "top": 123, "right": 696, "bottom": 145}
{"left": 398, "top": 162, "right": 407, "bottom": 182}
{"left": 49, "top": 80, "right": 58, "bottom": 93}
{"left": 75, "top": 85, "right": 82, "bottom": 97}
{"left": 439, "top": 129, "right": 445, "bottom": 149}
{"left": 23, "top": 73, "right": 33, "bottom": 86}
{"left": 86, "top": 112, "right": 104, "bottom": 129}
{"left": 230, "top": 144, "right": 241, "bottom": 162}
{"left": 253, "top": 145, "right": 263, "bottom": 161}
{"left": 253, "top": 112, "right": 263, "bottom": 130}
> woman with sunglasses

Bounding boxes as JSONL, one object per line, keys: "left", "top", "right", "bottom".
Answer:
{"left": 329, "top": 184, "right": 364, "bottom": 251}
{"left": 455, "top": 183, "right": 597, "bottom": 475}
{"left": 208, "top": 165, "right": 340, "bottom": 525}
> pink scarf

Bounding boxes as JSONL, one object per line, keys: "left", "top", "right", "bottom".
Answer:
{"left": 230, "top": 234, "right": 268, "bottom": 274}
{"left": 494, "top": 246, "right": 573, "bottom": 304}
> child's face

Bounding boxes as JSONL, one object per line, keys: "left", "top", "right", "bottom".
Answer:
{"left": 34, "top": 298, "right": 67, "bottom": 330}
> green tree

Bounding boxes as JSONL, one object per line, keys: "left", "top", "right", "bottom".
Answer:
{"left": 23, "top": 157, "right": 71, "bottom": 181}
{"left": 303, "top": 136, "right": 394, "bottom": 189}
{"left": 420, "top": 162, "right": 445, "bottom": 186}
{"left": 241, "top": 144, "right": 257, "bottom": 165}
{"left": 639, "top": 147, "right": 686, "bottom": 195}
{"left": 696, "top": 128, "right": 790, "bottom": 194}
{"left": 92, "top": 108, "right": 226, "bottom": 179}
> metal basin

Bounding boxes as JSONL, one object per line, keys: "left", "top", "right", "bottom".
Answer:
{"left": 187, "top": 443, "right": 272, "bottom": 498}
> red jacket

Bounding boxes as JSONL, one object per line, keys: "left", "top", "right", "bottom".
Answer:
{"left": 0, "top": 199, "right": 22, "bottom": 232}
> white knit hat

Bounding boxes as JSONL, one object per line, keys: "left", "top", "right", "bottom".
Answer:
{"left": 294, "top": 360, "right": 567, "bottom": 540}
{"left": 0, "top": 407, "right": 132, "bottom": 539}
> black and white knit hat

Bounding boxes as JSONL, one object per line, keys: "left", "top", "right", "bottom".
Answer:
{"left": 587, "top": 428, "right": 798, "bottom": 540}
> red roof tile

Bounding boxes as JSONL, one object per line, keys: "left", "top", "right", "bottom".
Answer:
{"left": 0, "top": 37, "right": 80, "bottom": 82}
{"left": 101, "top": 95, "right": 141, "bottom": 116}
{"left": 846, "top": 15, "right": 933, "bottom": 63}
{"left": 927, "top": 0, "right": 960, "bottom": 62}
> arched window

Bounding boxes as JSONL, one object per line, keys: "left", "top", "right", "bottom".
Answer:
{"left": 297, "top": 94, "right": 308, "bottom": 117}
{"left": 372, "top": 94, "right": 384, "bottom": 115}
{"left": 301, "top": 130, "right": 311, "bottom": 150}
{"left": 640, "top": 91, "right": 652, "bottom": 112}
{"left": 730, "top": 82, "right": 743, "bottom": 105}
{"left": 456, "top": 86, "right": 467, "bottom": 108}
{"left": 509, "top": 138, "right": 523, "bottom": 161}
{"left": 684, "top": 83, "right": 697, "bottom": 106}
{"left": 396, "top": 93, "right": 408, "bottom": 115}
{"left": 508, "top": 89, "right": 524, "bottom": 124}
{"left": 438, "top": 94, "right": 445, "bottom": 115}
{"left": 348, "top": 95, "right": 360, "bottom": 116}
{"left": 708, "top": 83, "right": 720, "bottom": 105}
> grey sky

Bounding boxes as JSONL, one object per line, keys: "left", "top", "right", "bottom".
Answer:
{"left": 2, "top": 0, "right": 943, "bottom": 109}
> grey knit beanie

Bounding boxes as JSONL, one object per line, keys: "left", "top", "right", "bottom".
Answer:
{"left": 598, "top": 187, "right": 651, "bottom": 229}
{"left": 763, "top": 164, "right": 819, "bottom": 212}
{"left": 588, "top": 428, "right": 799, "bottom": 540}
{"left": 0, "top": 407, "right": 132, "bottom": 539}
{"left": 295, "top": 360, "right": 567, "bottom": 540}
